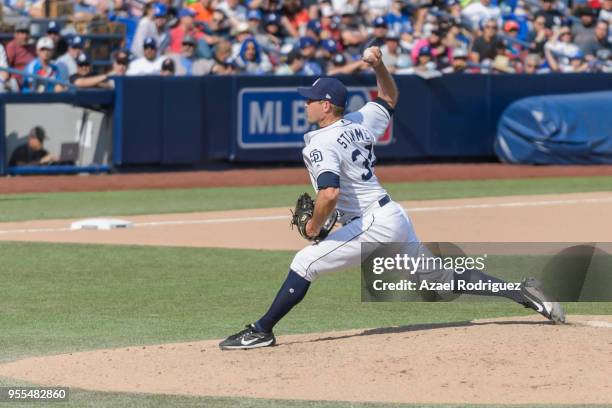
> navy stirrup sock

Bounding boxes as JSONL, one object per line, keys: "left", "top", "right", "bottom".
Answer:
{"left": 254, "top": 270, "right": 310, "bottom": 333}
{"left": 455, "top": 269, "right": 525, "bottom": 304}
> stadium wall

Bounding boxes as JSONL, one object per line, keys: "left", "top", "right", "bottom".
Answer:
{"left": 112, "top": 73, "right": 612, "bottom": 166}
{"left": 2, "top": 74, "right": 611, "bottom": 175}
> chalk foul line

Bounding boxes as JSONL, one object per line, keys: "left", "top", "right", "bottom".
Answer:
{"left": 0, "top": 196, "right": 611, "bottom": 235}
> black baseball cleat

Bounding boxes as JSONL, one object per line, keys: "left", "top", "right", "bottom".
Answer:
{"left": 219, "top": 324, "right": 276, "bottom": 350}
{"left": 520, "top": 277, "right": 566, "bottom": 324}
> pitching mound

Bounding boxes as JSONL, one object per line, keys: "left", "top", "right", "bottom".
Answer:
{"left": 0, "top": 315, "right": 610, "bottom": 405}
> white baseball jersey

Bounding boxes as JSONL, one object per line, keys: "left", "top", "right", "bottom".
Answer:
{"left": 302, "top": 101, "right": 391, "bottom": 221}
{"left": 292, "top": 100, "right": 420, "bottom": 282}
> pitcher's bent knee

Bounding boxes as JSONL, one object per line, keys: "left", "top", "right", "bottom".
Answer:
{"left": 290, "top": 247, "right": 321, "bottom": 282}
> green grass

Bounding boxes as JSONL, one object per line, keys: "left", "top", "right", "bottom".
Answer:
{"left": 0, "top": 242, "right": 610, "bottom": 407}
{"left": 1, "top": 176, "right": 611, "bottom": 222}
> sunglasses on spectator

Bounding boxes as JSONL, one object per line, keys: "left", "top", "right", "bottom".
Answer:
{"left": 39, "top": 47, "right": 52, "bottom": 51}
{"left": 526, "top": 64, "right": 537, "bottom": 68}
{"left": 485, "top": 25, "right": 497, "bottom": 29}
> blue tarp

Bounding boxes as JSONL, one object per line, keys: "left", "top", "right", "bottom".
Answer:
{"left": 495, "top": 91, "right": 612, "bottom": 164}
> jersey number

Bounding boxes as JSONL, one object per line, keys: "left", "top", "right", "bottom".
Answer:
{"left": 352, "top": 144, "right": 375, "bottom": 181}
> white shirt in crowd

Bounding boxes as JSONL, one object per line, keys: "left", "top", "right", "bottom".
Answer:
{"left": 461, "top": 1, "right": 501, "bottom": 30}
{"left": 55, "top": 52, "right": 78, "bottom": 82}
{"left": 127, "top": 57, "right": 163, "bottom": 75}
{"left": 366, "top": 0, "right": 392, "bottom": 16}
{"left": 131, "top": 17, "right": 157, "bottom": 58}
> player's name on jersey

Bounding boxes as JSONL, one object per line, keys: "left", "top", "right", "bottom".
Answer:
{"left": 370, "top": 279, "right": 522, "bottom": 293}
{"left": 336, "top": 127, "right": 370, "bottom": 149}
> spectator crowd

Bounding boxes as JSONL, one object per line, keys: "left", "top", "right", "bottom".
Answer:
{"left": 0, "top": 0, "right": 610, "bottom": 90}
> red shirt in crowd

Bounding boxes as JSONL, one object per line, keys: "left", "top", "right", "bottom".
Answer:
{"left": 286, "top": 9, "right": 310, "bottom": 31}
{"left": 6, "top": 40, "right": 35, "bottom": 84}
{"left": 168, "top": 27, "right": 204, "bottom": 53}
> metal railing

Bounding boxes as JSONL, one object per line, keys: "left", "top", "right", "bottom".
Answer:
{"left": 0, "top": 66, "right": 75, "bottom": 92}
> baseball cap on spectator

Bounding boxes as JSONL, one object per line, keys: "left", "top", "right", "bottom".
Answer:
{"left": 76, "top": 53, "right": 91, "bottom": 66}
{"left": 182, "top": 34, "right": 197, "bottom": 46}
{"left": 297, "top": 77, "right": 348, "bottom": 107}
{"left": 418, "top": 45, "right": 432, "bottom": 57}
{"left": 299, "top": 36, "right": 316, "bottom": 49}
{"left": 386, "top": 30, "right": 400, "bottom": 40}
{"left": 247, "top": 9, "right": 262, "bottom": 20}
{"left": 69, "top": 35, "right": 84, "bottom": 49}
{"left": 154, "top": 3, "right": 168, "bottom": 17}
{"left": 307, "top": 20, "right": 322, "bottom": 34}
{"left": 162, "top": 58, "right": 175, "bottom": 73}
{"left": 179, "top": 8, "right": 196, "bottom": 18}
{"left": 504, "top": 20, "right": 519, "bottom": 32}
{"left": 47, "top": 21, "right": 60, "bottom": 34}
{"left": 144, "top": 36, "right": 157, "bottom": 49}
{"left": 332, "top": 53, "right": 346, "bottom": 66}
{"left": 264, "top": 13, "right": 280, "bottom": 26}
{"left": 15, "top": 19, "right": 30, "bottom": 33}
{"left": 233, "top": 21, "right": 252, "bottom": 36}
{"left": 446, "top": 0, "right": 460, "bottom": 6}
{"left": 36, "top": 36, "right": 54, "bottom": 50}
{"left": 373, "top": 16, "right": 387, "bottom": 28}
{"left": 560, "top": 17, "right": 573, "bottom": 27}
{"left": 31, "top": 126, "right": 46, "bottom": 142}
{"left": 321, "top": 38, "right": 337, "bottom": 53}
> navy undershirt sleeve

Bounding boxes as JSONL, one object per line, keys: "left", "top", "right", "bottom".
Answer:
{"left": 374, "top": 97, "right": 395, "bottom": 117}
{"left": 317, "top": 171, "right": 340, "bottom": 189}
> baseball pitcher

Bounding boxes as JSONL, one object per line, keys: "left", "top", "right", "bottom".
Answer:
{"left": 219, "top": 47, "right": 565, "bottom": 350}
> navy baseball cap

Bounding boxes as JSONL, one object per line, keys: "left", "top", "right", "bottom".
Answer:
{"left": 418, "top": 45, "right": 432, "bottom": 56}
{"left": 321, "top": 38, "right": 337, "bottom": 53}
{"left": 373, "top": 16, "right": 387, "bottom": 28}
{"left": 69, "top": 35, "right": 84, "bottom": 48}
{"left": 297, "top": 77, "right": 347, "bottom": 107}
{"left": 307, "top": 20, "right": 322, "bottom": 34}
{"left": 247, "top": 9, "right": 262, "bottom": 20}
{"left": 299, "top": 36, "right": 316, "bottom": 49}
{"left": 76, "top": 53, "right": 91, "bottom": 66}
{"left": 264, "top": 13, "right": 280, "bottom": 25}
{"left": 144, "top": 36, "right": 157, "bottom": 48}
{"left": 47, "top": 20, "right": 60, "bottom": 34}
{"left": 332, "top": 53, "right": 346, "bottom": 66}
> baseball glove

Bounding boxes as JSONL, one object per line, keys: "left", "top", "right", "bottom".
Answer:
{"left": 290, "top": 193, "right": 338, "bottom": 242}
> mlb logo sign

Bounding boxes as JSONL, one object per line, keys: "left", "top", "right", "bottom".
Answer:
{"left": 345, "top": 88, "right": 392, "bottom": 146}
{"left": 238, "top": 87, "right": 393, "bottom": 149}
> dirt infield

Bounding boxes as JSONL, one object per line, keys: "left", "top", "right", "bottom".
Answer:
{"left": 3, "top": 163, "right": 612, "bottom": 194}
{"left": 1, "top": 191, "right": 611, "bottom": 404}
{"left": 0, "top": 315, "right": 610, "bottom": 405}
{"left": 1, "top": 192, "right": 612, "bottom": 247}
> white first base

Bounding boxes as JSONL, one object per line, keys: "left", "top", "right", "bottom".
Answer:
{"left": 70, "top": 218, "right": 133, "bottom": 230}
